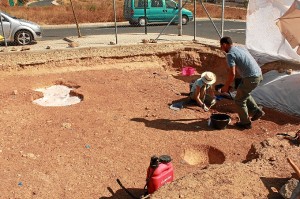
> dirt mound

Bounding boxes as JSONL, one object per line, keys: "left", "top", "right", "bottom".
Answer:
{"left": 152, "top": 135, "right": 300, "bottom": 199}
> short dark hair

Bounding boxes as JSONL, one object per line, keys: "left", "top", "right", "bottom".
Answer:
{"left": 220, "top": 36, "right": 233, "bottom": 45}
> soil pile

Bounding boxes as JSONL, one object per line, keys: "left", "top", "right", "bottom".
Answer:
{"left": 152, "top": 135, "right": 300, "bottom": 198}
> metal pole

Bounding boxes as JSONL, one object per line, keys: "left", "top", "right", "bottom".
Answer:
{"left": 70, "top": 0, "right": 82, "bottom": 38}
{"left": 0, "top": 13, "right": 7, "bottom": 47}
{"left": 193, "top": 0, "right": 196, "bottom": 41}
{"left": 199, "top": 0, "right": 221, "bottom": 38}
{"left": 144, "top": 0, "right": 148, "bottom": 34}
{"left": 113, "top": 0, "right": 118, "bottom": 44}
{"left": 221, "top": 0, "right": 225, "bottom": 37}
{"left": 155, "top": 0, "right": 188, "bottom": 40}
{"left": 178, "top": 0, "right": 182, "bottom": 36}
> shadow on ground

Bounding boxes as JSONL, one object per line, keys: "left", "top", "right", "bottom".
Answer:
{"left": 260, "top": 177, "right": 289, "bottom": 199}
{"left": 99, "top": 186, "right": 146, "bottom": 199}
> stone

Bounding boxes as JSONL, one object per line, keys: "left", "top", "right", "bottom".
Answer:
{"left": 21, "top": 46, "right": 30, "bottom": 51}
{"left": 0, "top": 48, "right": 8, "bottom": 52}
{"left": 291, "top": 181, "right": 300, "bottom": 199}
{"left": 62, "top": 122, "right": 72, "bottom": 129}
{"left": 12, "top": 90, "right": 18, "bottom": 95}
{"left": 68, "top": 42, "right": 79, "bottom": 48}
{"left": 142, "top": 39, "right": 149, "bottom": 43}
{"left": 150, "top": 39, "right": 157, "bottom": 43}
{"left": 280, "top": 178, "right": 299, "bottom": 199}
{"left": 286, "top": 69, "right": 293, "bottom": 75}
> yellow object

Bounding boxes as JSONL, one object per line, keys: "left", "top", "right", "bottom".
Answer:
{"left": 0, "top": 35, "right": 4, "bottom": 41}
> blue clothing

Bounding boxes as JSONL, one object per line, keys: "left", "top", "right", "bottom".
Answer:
{"left": 190, "top": 78, "right": 210, "bottom": 94}
{"left": 226, "top": 46, "right": 261, "bottom": 78}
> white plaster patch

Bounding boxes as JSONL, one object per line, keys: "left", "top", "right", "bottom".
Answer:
{"left": 33, "top": 85, "right": 81, "bottom": 107}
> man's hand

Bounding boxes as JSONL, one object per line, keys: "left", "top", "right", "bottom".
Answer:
{"left": 222, "top": 66, "right": 235, "bottom": 93}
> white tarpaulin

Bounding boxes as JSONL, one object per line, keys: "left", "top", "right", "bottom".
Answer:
{"left": 246, "top": 0, "right": 300, "bottom": 63}
{"left": 252, "top": 70, "right": 300, "bottom": 116}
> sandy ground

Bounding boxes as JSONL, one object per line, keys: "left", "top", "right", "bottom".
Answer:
{"left": 0, "top": 41, "right": 300, "bottom": 199}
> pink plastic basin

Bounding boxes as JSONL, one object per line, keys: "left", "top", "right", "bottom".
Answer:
{"left": 182, "top": 67, "right": 195, "bottom": 76}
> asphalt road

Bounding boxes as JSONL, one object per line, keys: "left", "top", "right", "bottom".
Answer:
{"left": 28, "top": 0, "right": 53, "bottom": 7}
{"left": 42, "top": 19, "right": 246, "bottom": 44}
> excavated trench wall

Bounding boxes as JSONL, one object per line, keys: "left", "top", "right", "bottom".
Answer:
{"left": 1, "top": 42, "right": 299, "bottom": 81}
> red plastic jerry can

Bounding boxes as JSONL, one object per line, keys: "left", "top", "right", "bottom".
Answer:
{"left": 146, "top": 155, "right": 174, "bottom": 194}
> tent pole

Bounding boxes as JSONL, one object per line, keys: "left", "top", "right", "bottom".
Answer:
{"left": 193, "top": 0, "right": 197, "bottom": 41}
{"left": 221, "top": 0, "right": 225, "bottom": 37}
{"left": 178, "top": 0, "right": 182, "bottom": 36}
{"left": 199, "top": 0, "right": 221, "bottom": 38}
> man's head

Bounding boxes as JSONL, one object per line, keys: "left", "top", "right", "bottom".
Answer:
{"left": 220, "top": 36, "right": 233, "bottom": 53}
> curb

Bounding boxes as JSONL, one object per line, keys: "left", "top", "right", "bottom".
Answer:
{"left": 41, "top": 18, "right": 246, "bottom": 29}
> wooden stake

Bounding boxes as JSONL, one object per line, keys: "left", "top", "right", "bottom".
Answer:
{"left": 69, "top": 0, "right": 81, "bottom": 38}
{"left": 287, "top": 158, "right": 300, "bottom": 179}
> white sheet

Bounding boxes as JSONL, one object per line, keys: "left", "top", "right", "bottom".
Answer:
{"left": 252, "top": 70, "right": 300, "bottom": 116}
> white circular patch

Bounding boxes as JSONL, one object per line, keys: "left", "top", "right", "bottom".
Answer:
{"left": 33, "top": 85, "right": 81, "bottom": 107}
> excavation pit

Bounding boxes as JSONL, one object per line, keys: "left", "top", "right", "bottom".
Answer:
{"left": 181, "top": 145, "right": 226, "bottom": 166}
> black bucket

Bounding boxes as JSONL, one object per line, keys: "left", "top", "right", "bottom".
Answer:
{"left": 210, "top": 113, "right": 231, "bottom": 130}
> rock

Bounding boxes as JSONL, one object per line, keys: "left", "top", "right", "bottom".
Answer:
{"left": 11, "top": 47, "right": 17, "bottom": 51}
{"left": 27, "top": 153, "right": 37, "bottom": 159}
{"left": 68, "top": 42, "right": 79, "bottom": 48}
{"left": 109, "top": 41, "right": 116, "bottom": 45}
{"left": 12, "top": 90, "right": 18, "bottom": 95}
{"left": 0, "top": 48, "right": 8, "bottom": 52}
{"left": 286, "top": 69, "right": 293, "bottom": 75}
{"left": 291, "top": 181, "right": 300, "bottom": 199}
{"left": 46, "top": 46, "right": 51, "bottom": 49}
{"left": 269, "top": 157, "right": 276, "bottom": 161}
{"left": 21, "top": 152, "right": 37, "bottom": 159}
{"left": 125, "top": 167, "right": 131, "bottom": 171}
{"left": 62, "top": 122, "right": 72, "bottom": 129}
{"left": 150, "top": 39, "right": 157, "bottom": 43}
{"left": 280, "top": 178, "right": 299, "bottom": 199}
{"left": 142, "top": 39, "right": 149, "bottom": 44}
{"left": 21, "top": 46, "right": 30, "bottom": 51}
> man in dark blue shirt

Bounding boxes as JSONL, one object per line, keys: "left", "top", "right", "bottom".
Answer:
{"left": 220, "top": 36, "right": 265, "bottom": 129}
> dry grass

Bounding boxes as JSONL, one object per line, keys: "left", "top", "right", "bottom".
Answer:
{"left": 0, "top": 0, "right": 246, "bottom": 25}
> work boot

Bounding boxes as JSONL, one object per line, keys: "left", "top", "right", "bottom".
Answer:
{"left": 234, "top": 122, "right": 252, "bottom": 129}
{"left": 251, "top": 109, "right": 265, "bottom": 121}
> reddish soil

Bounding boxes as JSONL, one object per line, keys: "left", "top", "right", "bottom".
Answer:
{"left": 0, "top": 42, "right": 299, "bottom": 199}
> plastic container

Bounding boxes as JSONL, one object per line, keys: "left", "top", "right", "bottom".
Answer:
{"left": 182, "top": 66, "right": 195, "bottom": 76}
{"left": 210, "top": 113, "right": 231, "bottom": 129}
{"left": 147, "top": 156, "right": 174, "bottom": 194}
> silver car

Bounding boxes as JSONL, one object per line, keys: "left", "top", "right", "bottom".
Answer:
{"left": 0, "top": 11, "right": 42, "bottom": 45}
